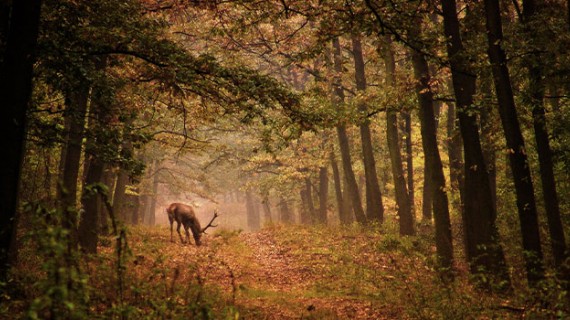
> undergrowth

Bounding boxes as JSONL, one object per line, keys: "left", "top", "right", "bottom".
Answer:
{"left": 1, "top": 213, "right": 568, "bottom": 319}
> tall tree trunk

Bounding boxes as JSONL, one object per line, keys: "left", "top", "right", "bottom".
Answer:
{"left": 352, "top": 33, "right": 384, "bottom": 223}
{"left": 404, "top": 111, "right": 414, "bottom": 214}
{"left": 112, "top": 121, "right": 134, "bottom": 222}
{"left": 441, "top": 0, "right": 510, "bottom": 287}
{"left": 246, "top": 190, "right": 260, "bottom": 231}
{"left": 421, "top": 158, "right": 433, "bottom": 221}
{"left": 79, "top": 154, "right": 103, "bottom": 254}
{"left": 305, "top": 177, "right": 316, "bottom": 223}
{"left": 483, "top": 0, "right": 544, "bottom": 285}
{"left": 0, "top": 0, "right": 42, "bottom": 280}
{"left": 262, "top": 198, "right": 272, "bottom": 223}
{"left": 479, "top": 79, "right": 497, "bottom": 210}
{"left": 61, "top": 84, "right": 90, "bottom": 250}
{"left": 381, "top": 36, "right": 413, "bottom": 235}
{"left": 148, "top": 161, "right": 159, "bottom": 226}
{"left": 99, "top": 165, "right": 113, "bottom": 234}
{"left": 445, "top": 86, "right": 464, "bottom": 212}
{"left": 332, "top": 37, "right": 366, "bottom": 224}
{"left": 523, "top": 0, "right": 567, "bottom": 270}
{"left": 330, "top": 152, "right": 345, "bottom": 223}
{"left": 112, "top": 168, "right": 129, "bottom": 222}
{"left": 410, "top": 46, "right": 453, "bottom": 273}
{"left": 318, "top": 165, "right": 329, "bottom": 224}
{"left": 278, "top": 197, "right": 292, "bottom": 223}
{"left": 78, "top": 57, "right": 108, "bottom": 253}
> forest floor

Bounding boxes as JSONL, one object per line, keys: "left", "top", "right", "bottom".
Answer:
{"left": 7, "top": 220, "right": 561, "bottom": 319}
{"left": 118, "top": 224, "right": 401, "bottom": 319}
{"left": 101, "top": 222, "right": 537, "bottom": 319}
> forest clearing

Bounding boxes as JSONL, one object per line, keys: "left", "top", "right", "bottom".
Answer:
{"left": 2, "top": 0, "right": 570, "bottom": 319}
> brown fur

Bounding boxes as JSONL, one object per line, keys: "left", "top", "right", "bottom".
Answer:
{"left": 166, "top": 203, "right": 203, "bottom": 245}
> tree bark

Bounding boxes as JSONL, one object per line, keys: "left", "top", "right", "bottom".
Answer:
{"left": 112, "top": 121, "right": 134, "bottom": 222}
{"left": 483, "top": 0, "right": 544, "bottom": 285}
{"left": 330, "top": 152, "right": 345, "bottom": 223}
{"left": 352, "top": 33, "right": 384, "bottom": 223}
{"left": 381, "top": 36, "right": 413, "bottom": 235}
{"left": 0, "top": 0, "right": 42, "bottom": 280}
{"left": 445, "top": 87, "right": 464, "bottom": 212}
{"left": 441, "top": 0, "right": 510, "bottom": 287}
{"left": 410, "top": 46, "right": 453, "bottom": 272}
{"left": 278, "top": 197, "right": 292, "bottom": 223}
{"left": 332, "top": 37, "right": 366, "bottom": 224}
{"left": 523, "top": 0, "right": 567, "bottom": 270}
{"left": 246, "top": 190, "right": 260, "bottom": 230}
{"left": 112, "top": 167, "right": 130, "bottom": 222}
{"left": 304, "top": 177, "right": 316, "bottom": 223}
{"left": 479, "top": 80, "right": 497, "bottom": 211}
{"left": 262, "top": 198, "right": 272, "bottom": 223}
{"left": 318, "top": 165, "right": 329, "bottom": 224}
{"left": 78, "top": 154, "right": 103, "bottom": 254}
{"left": 61, "top": 84, "right": 90, "bottom": 250}
{"left": 404, "top": 111, "right": 414, "bottom": 214}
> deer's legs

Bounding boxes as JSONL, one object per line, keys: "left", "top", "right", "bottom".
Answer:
{"left": 169, "top": 221, "right": 174, "bottom": 242}
{"left": 183, "top": 225, "right": 191, "bottom": 244}
{"left": 176, "top": 221, "right": 185, "bottom": 243}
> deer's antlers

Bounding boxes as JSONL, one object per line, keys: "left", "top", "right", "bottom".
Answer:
{"left": 201, "top": 210, "right": 219, "bottom": 234}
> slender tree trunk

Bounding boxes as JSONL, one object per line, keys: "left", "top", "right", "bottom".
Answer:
{"left": 445, "top": 89, "right": 464, "bottom": 212}
{"left": 318, "top": 165, "right": 329, "bottom": 224}
{"left": 330, "top": 152, "right": 345, "bottom": 223}
{"left": 262, "top": 198, "right": 272, "bottom": 223}
{"left": 484, "top": 0, "right": 544, "bottom": 285}
{"left": 479, "top": 81, "right": 497, "bottom": 210}
{"left": 112, "top": 120, "right": 134, "bottom": 222}
{"left": 410, "top": 46, "right": 453, "bottom": 273}
{"left": 305, "top": 177, "right": 316, "bottom": 223}
{"left": 279, "top": 197, "right": 292, "bottom": 223}
{"left": 61, "top": 84, "right": 90, "bottom": 250}
{"left": 112, "top": 168, "right": 129, "bottom": 222}
{"left": 404, "top": 111, "right": 415, "bottom": 213}
{"left": 523, "top": 0, "right": 567, "bottom": 270}
{"left": 421, "top": 158, "right": 433, "bottom": 221}
{"left": 341, "top": 175, "right": 354, "bottom": 224}
{"left": 148, "top": 162, "right": 159, "bottom": 226}
{"left": 246, "top": 190, "right": 260, "bottom": 230}
{"left": 79, "top": 155, "right": 103, "bottom": 254}
{"left": 381, "top": 36, "right": 413, "bottom": 235}
{"left": 99, "top": 165, "right": 113, "bottom": 234}
{"left": 352, "top": 33, "right": 384, "bottom": 223}
{"left": 332, "top": 37, "right": 366, "bottom": 224}
{"left": 441, "top": 0, "right": 510, "bottom": 287}
{"left": 78, "top": 57, "right": 108, "bottom": 253}
{"left": 0, "top": 0, "right": 42, "bottom": 281}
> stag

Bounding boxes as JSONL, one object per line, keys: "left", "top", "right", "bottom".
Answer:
{"left": 166, "top": 203, "right": 219, "bottom": 245}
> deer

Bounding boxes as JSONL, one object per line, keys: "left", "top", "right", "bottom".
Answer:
{"left": 166, "top": 203, "right": 219, "bottom": 246}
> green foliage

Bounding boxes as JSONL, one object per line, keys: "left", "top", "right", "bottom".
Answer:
{"left": 19, "top": 203, "right": 90, "bottom": 319}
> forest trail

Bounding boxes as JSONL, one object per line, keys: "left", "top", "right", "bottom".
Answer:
{"left": 172, "top": 228, "right": 399, "bottom": 319}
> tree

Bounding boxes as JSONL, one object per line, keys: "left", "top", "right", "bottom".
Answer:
{"left": 440, "top": 0, "right": 510, "bottom": 287}
{"left": 483, "top": 0, "right": 544, "bottom": 285}
{"left": 381, "top": 36, "right": 413, "bottom": 236}
{"left": 0, "top": 0, "right": 42, "bottom": 281}
{"left": 522, "top": 0, "right": 567, "bottom": 270}
{"left": 409, "top": 24, "right": 453, "bottom": 273}
{"left": 332, "top": 37, "right": 366, "bottom": 224}
{"left": 351, "top": 33, "right": 385, "bottom": 223}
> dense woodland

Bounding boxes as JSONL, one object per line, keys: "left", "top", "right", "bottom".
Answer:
{"left": 2, "top": 0, "right": 570, "bottom": 318}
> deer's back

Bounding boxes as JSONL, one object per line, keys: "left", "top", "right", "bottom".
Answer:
{"left": 168, "top": 203, "right": 200, "bottom": 225}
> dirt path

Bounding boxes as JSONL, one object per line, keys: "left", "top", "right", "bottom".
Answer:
{"left": 204, "top": 230, "right": 394, "bottom": 319}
